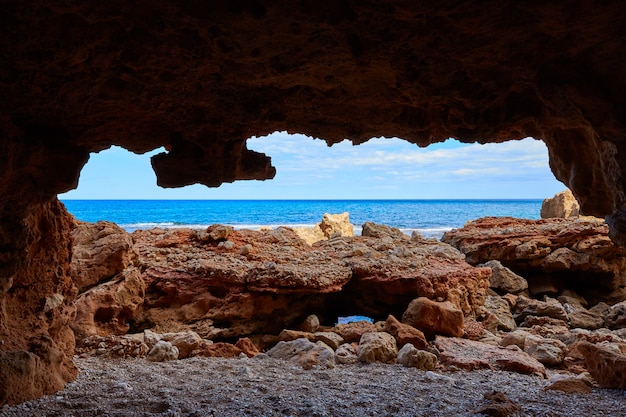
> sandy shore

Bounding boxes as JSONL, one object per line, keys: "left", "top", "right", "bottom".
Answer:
{"left": 1, "top": 356, "right": 624, "bottom": 417}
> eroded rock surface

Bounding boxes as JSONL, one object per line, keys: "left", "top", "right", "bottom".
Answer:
{"left": 442, "top": 217, "right": 626, "bottom": 299}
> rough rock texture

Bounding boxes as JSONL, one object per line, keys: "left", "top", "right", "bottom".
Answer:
{"left": 293, "top": 212, "right": 354, "bottom": 245}
{"left": 396, "top": 343, "right": 437, "bottom": 370}
{"left": 540, "top": 190, "right": 580, "bottom": 219}
{"left": 435, "top": 337, "right": 547, "bottom": 377}
{"left": 129, "top": 225, "right": 488, "bottom": 339}
{"left": 70, "top": 221, "right": 138, "bottom": 292}
{"left": 0, "top": 200, "right": 78, "bottom": 406}
{"left": 577, "top": 341, "right": 626, "bottom": 389}
{"left": 357, "top": 332, "right": 397, "bottom": 364}
{"left": 402, "top": 297, "right": 464, "bottom": 338}
{"left": 4, "top": 1, "right": 626, "bottom": 404}
{"left": 442, "top": 217, "right": 626, "bottom": 298}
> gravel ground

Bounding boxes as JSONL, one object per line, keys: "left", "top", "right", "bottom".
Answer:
{"left": 1, "top": 356, "right": 624, "bottom": 417}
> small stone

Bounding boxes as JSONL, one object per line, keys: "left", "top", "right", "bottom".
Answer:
{"left": 335, "top": 343, "right": 359, "bottom": 365}
{"left": 397, "top": 343, "right": 437, "bottom": 370}
{"left": 357, "top": 332, "right": 397, "bottom": 364}
{"left": 240, "top": 244, "right": 253, "bottom": 256}
{"left": 147, "top": 340, "right": 179, "bottom": 362}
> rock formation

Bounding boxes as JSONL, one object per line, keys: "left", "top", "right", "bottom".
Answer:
{"left": 442, "top": 217, "right": 626, "bottom": 299}
{"left": 3, "top": 1, "right": 626, "bottom": 403}
{"left": 540, "top": 190, "right": 580, "bottom": 219}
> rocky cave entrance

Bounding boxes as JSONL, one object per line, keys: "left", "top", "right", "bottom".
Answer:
{"left": 62, "top": 133, "right": 565, "bottom": 339}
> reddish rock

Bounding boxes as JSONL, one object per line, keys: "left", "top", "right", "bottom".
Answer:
{"left": 342, "top": 237, "right": 491, "bottom": 316}
{"left": 578, "top": 341, "right": 626, "bottom": 389}
{"left": 235, "top": 338, "right": 260, "bottom": 358}
{"left": 442, "top": 217, "right": 626, "bottom": 293}
{"left": 435, "top": 336, "right": 547, "bottom": 377}
{"left": 402, "top": 297, "right": 464, "bottom": 338}
{"left": 474, "top": 391, "right": 522, "bottom": 417}
{"left": 72, "top": 267, "right": 145, "bottom": 339}
{"left": 197, "top": 342, "right": 243, "bottom": 358}
{"left": 333, "top": 321, "right": 379, "bottom": 343}
{"left": 0, "top": 200, "right": 78, "bottom": 406}
{"left": 384, "top": 315, "right": 428, "bottom": 349}
{"left": 70, "top": 221, "right": 138, "bottom": 292}
{"left": 279, "top": 329, "right": 315, "bottom": 343}
{"left": 544, "top": 377, "right": 591, "bottom": 394}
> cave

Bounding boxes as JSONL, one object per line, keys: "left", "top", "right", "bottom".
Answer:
{"left": 2, "top": 0, "right": 626, "bottom": 405}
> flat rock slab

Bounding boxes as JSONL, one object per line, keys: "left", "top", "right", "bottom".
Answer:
{"left": 435, "top": 336, "right": 546, "bottom": 377}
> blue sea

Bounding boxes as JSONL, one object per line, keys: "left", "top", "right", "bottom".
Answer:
{"left": 61, "top": 199, "right": 543, "bottom": 240}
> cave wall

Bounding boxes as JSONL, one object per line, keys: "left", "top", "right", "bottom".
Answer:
{"left": 1, "top": 0, "right": 626, "bottom": 404}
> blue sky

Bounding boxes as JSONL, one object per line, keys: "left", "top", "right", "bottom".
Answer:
{"left": 60, "top": 132, "right": 565, "bottom": 200}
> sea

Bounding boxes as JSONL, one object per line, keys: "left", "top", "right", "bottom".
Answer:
{"left": 61, "top": 199, "right": 544, "bottom": 240}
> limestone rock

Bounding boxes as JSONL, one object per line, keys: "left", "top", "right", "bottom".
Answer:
{"left": 357, "top": 332, "right": 397, "bottom": 364}
{"left": 513, "top": 296, "right": 567, "bottom": 324}
{"left": 578, "top": 341, "right": 626, "bottom": 389}
{"left": 563, "top": 303, "right": 604, "bottom": 330}
{"left": 384, "top": 315, "right": 428, "bottom": 349}
{"left": 143, "top": 330, "right": 203, "bottom": 359}
{"left": 335, "top": 343, "right": 359, "bottom": 365}
{"left": 278, "top": 329, "right": 315, "bottom": 343}
{"left": 5, "top": 2, "right": 626, "bottom": 405}
{"left": 544, "top": 376, "right": 591, "bottom": 394}
{"left": 361, "top": 222, "right": 408, "bottom": 240}
{"left": 72, "top": 267, "right": 145, "bottom": 339}
{"left": 523, "top": 335, "right": 566, "bottom": 366}
{"left": 0, "top": 201, "right": 78, "bottom": 406}
{"left": 541, "top": 190, "right": 580, "bottom": 219}
{"left": 479, "top": 260, "right": 528, "bottom": 294}
{"left": 483, "top": 296, "right": 516, "bottom": 332}
{"left": 235, "top": 338, "right": 260, "bottom": 358}
{"left": 474, "top": 391, "right": 522, "bottom": 417}
{"left": 397, "top": 343, "right": 437, "bottom": 370}
{"left": 313, "top": 332, "right": 344, "bottom": 350}
{"left": 147, "top": 340, "right": 179, "bottom": 362}
{"left": 435, "top": 336, "right": 546, "bottom": 376}
{"left": 333, "top": 321, "right": 378, "bottom": 343}
{"left": 296, "top": 314, "right": 320, "bottom": 333}
{"left": 293, "top": 213, "right": 354, "bottom": 245}
{"left": 197, "top": 343, "right": 242, "bottom": 358}
{"left": 443, "top": 217, "right": 626, "bottom": 293}
{"left": 402, "top": 297, "right": 464, "bottom": 338}
{"left": 266, "top": 338, "right": 335, "bottom": 370}
{"left": 75, "top": 334, "right": 150, "bottom": 358}
{"left": 500, "top": 330, "right": 531, "bottom": 350}
{"left": 70, "top": 221, "right": 138, "bottom": 291}
{"left": 605, "top": 300, "right": 626, "bottom": 329}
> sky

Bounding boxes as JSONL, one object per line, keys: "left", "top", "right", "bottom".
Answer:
{"left": 59, "top": 132, "right": 565, "bottom": 200}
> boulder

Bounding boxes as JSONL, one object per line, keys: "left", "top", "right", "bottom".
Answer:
{"left": 235, "top": 338, "right": 260, "bottom": 358}
{"left": 293, "top": 213, "right": 354, "bottom": 245}
{"left": 513, "top": 296, "right": 567, "bottom": 324}
{"left": 544, "top": 375, "right": 591, "bottom": 394}
{"left": 435, "top": 336, "right": 546, "bottom": 376}
{"left": 605, "top": 300, "right": 626, "bottom": 329}
{"left": 563, "top": 303, "right": 604, "bottom": 330}
{"left": 357, "top": 332, "right": 397, "bottom": 364}
{"left": 397, "top": 343, "right": 437, "bottom": 370}
{"left": 333, "top": 321, "right": 379, "bottom": 343}
{"left": 578, "top": 341, "right": 626, "bottom": 389}
{"left": 266, "top": 338, "right": 335, "bottom": 370}
{"left": 313, "top": 332, "right": 344, "bottom": 350}
{"left": 443, "top": 217, "right": 626, "bottom": 296}
{"left": 296, "top": 314, "right": 320, "bottom": 333}
{"left": 474, "top": 391, "right": 522, "bottom": 417}
{"left": 143, "top": 330, "right": 203, "bottom": 359}
{"left": 70, "top": 221, "right": 138, "bottom": 291}
{"left": 361, "top": 222, "right": 408, "bottom": 240}
{"left": 335, "top": 343, "right": 359, "bottom": 365}
{"left": 541, "top": 190, "right": 580, "bottom": 219}
{"left": 479, "top": 260, "right": 528, "bottom": 294}
{"left": 384, "top": 315, "right": 428, "bottom": 349}
{"left": 147, "top": 340, "right": 179, "bottom": 362}
{"left": 483, "top": 296, "right": 516, "bottom": 332}
{"left": 197, "top": 342, "right": 242, "bottom": 358}
{"left": 402, "top": 297, "right": 464, "bottom": 338}
{"left": 72, "top": 267, "right": 145, "bottom": 339}
{"left": 523, "top": 335, "right": 566, "bottom": 366}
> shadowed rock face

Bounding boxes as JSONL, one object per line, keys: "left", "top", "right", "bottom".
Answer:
{"left": 2, "top": 0, "right": 626, "bottom": 404}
